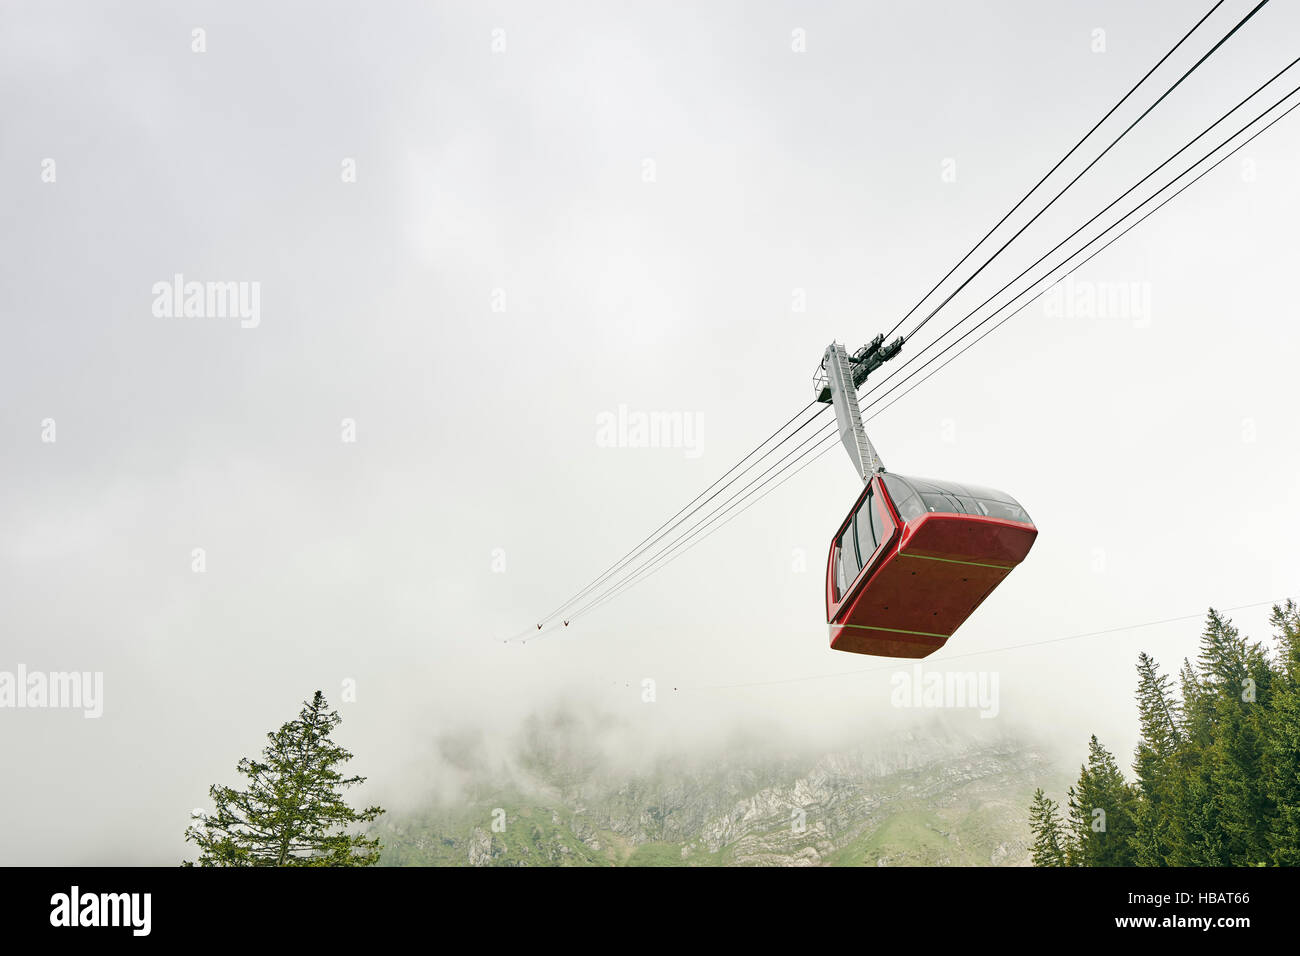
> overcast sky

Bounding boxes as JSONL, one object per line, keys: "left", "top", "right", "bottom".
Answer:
{"left": 2, "top": 0, "right": 1298, "bottom": 865}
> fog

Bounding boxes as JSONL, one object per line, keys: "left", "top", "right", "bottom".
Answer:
{"left": 2, "top": 0, "right": 1298, "bottom": 864}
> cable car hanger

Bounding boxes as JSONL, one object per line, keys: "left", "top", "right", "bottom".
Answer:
{"left": 813, "top": 335, "right": 902, "bottom": 481}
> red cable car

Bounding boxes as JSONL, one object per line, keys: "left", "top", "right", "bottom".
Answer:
{"left": 813, "top": 338, "right": 1037, "bottom": 658}
{"left": 825, "top": 472, "right": 1037, "bottom": 658}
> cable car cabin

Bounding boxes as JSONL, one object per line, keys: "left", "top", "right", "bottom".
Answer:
{"left": 826, "top": 474, "right": 1037, "bottom": 658}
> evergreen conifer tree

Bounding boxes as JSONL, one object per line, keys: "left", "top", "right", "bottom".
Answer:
{"left": 1066, "top": 735, "right": 1138, "bottom": 866}
{"left": 184, "top": 691, "right": 384, "bottom": 866}
{"left": 1029, "top": 788, "right": 1069, "bottom": 866}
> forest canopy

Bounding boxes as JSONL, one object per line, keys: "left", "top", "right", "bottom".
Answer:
{"left": 1030, "top": 601, "right": 1300, "bottom": 866}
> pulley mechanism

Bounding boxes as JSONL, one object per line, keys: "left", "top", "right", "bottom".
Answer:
{"left": 811, "top": 334, "right": 903, "bottom": 482}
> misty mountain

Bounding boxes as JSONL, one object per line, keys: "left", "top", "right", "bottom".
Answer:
{"left": 376, "top": 708, "right": 1067, "bottom": 866}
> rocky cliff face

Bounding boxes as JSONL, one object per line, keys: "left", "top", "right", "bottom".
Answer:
{"left": 378, "top": 713, "right": 1062, "bottom": 867}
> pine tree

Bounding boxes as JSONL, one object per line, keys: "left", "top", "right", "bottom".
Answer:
{"left": 1029, "top": 788, "right": 1069, "bottom": 866}
{"left": 1197, "top": 610, "right": 1273, "bottom": 864}
{"left": 1066, "top": 735, "right": 1138, "bottom": 866}
{"left": 1269, "top": 600, "right": 1300, "bottom": 685}
{"left": 1262, "top": 601, "right": 1300, "bottom": 864}
{"left": 184, "top": 691, "right": 384, "bottom": 866}
{"left": 1177, "top": 657, "right": 1210, "bottom": 743}
{"left": 1131, "top": 653, "right": 1179, "bottom": 866}
{"left": 1166, "top": 653, "right": 1219, "bottom": 865}
{"left": 1197, "top": 609, "right": 1251, "bottom": 702}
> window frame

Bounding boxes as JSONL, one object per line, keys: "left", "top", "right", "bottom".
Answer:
{"left": 832, "top": 479, "right": 899, "bottom": 604}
